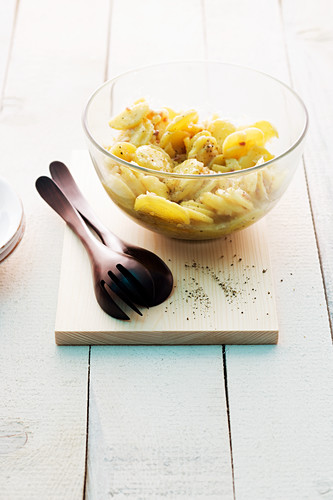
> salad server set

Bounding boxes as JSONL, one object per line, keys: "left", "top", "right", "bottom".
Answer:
{"left": 36, "top": 162, "right": 173, "bottom": 320}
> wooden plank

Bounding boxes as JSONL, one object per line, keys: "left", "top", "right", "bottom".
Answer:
{"left": 281, "top": 0, "right": 333, "bottom": 327}
{"left": 205, "top": 0, "right": 333, "bottom": 498}
{"left": 55, "top": 150, "right": 278, "bottom": 346}
{"left": 107, "top": 0, "right": 205, "bottom": 77}
{"left": 0, "top": 0, "right": 17, "bottom": 106}
{"left": 86, "top": 0, "right": 234, "bottom": 497}
{"left": 87, "top": 346, "right": 233, "bottom": 499}
{"left": 0, "top": 0, "right": 108, "bottom": 498}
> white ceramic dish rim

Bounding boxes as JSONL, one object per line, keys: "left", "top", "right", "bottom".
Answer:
{"left": 0, "top": 177, "right": 24, "bottom": 251}
{"left": 0, "top": 214, "right": 25, "bottom": 263}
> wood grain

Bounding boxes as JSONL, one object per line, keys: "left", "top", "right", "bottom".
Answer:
{"left": 281, "top": 0, "right": 333, "bottom": 330}
{"left": 86, "top": 346, "right": 234, "bottom": 499}
{"left": 0, "top": 0, "right": 17, "bottom": 109}
{"left": 205, "top": 0, "right": 333, "bottom": 498}
{"left": 0, "top": 0, "right": 108, "bottom": 497}
{"left": 55, "top": 150, "right": 278, "bottom": 345}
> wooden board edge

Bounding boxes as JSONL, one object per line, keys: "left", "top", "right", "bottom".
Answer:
{"left": 55, "top": 328, "right": 279, "bottom": 345}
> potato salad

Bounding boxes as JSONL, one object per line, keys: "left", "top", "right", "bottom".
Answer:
{"left": 101, "top": 98, "right": 284, "bottom": 239}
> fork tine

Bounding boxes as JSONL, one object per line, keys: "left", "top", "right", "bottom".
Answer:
{"left": 104, "top": 280, "right": 143, "bottom": 316}
{"left": 107, "top": 269, "right": 150, "bottom": 308}
{"left": 109, "top": 266, "right": 152, "bottom": 308}
{"left": 116, "top": 263, "right": 152, "bottom": 305}
{"left": 97, "top": 281, "right": 130, "bottom": 320}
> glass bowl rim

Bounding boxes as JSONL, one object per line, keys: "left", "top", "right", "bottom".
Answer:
{"left": 82, "top": 60, "right": 309, "bottom": 180}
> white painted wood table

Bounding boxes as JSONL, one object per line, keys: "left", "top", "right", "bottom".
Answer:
{"left": 1, "top": 1, "right": 333, "bottom": 498}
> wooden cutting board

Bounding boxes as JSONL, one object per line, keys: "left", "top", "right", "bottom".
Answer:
{"left": 55, "top": 150, "right": 278, "bottom": 345}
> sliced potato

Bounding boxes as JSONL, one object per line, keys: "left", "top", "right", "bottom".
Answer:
{"left": 168, "top": 159, "right": 206, "bottom": 201}
{"left": 164, "top": 107, "right": 178, "bottom": 120}
{"left": 141, "top": 175, "right": 169, "bottom": 198}
{"left": 255, "top": 171, "right": 269, "bottom": 201}
{"left": 103, "top": 174, "right": 136, "bottom": 209}
{"left": 109, "top": 101, "right": 150, "bottom": 130}
{"left": 134, "top": 145, "right": 173, "bottom": 172}
{"left": 223, "top": 127, "right": 265, "bottom": 159}
{"left": 188, "top": 134, "right": 219, "bottom": 165}
{"left": 168, "top": 179, "right": 204, "bottom": 203}
{"left": 238, "top": 146, "right": 274, "bottom": 169}
{"left": 238, "top": 171, "right": 259, "bottom": 196}
{"left": 119, "top": 166, "right": 145, "bottom": 196}
{"left": 134, "top": 193, "right": 190, "bottom": 224}
{"left": 251, "top": 120, "right": 279, "bottom": 142}
{"left": 216, "top": 187, "right": 254, "bottom": 213}
{"left": 109, "top": 142, "right": 137, "bottom": 162}
{"left": 182, "top": 206, "right": 214, "bottom": 224}
{"left": 128, "top": 119, "right": 154, "bottom": 147}
{"left": 166, "top": 110, "right": 199, "bottom": 132}
{"left": 201, "top": 187, "right": 253, "bottom": 215}
{"left": 200, "top": 191, "right": 233, "bottom": 215}
{"left": 173, "top": 158, "right": 204, "bottom": 175}
{"left": 160, "top": 130, "right": 190, "bottom": 155}
{"left": 180, "top": 200, "right": 215, "bottom": 218}
{"left": 208, "top": 119, "right": 236, "bottom": 146}
{"left": 192, "top": 179, "right": 220, "bottom": 199}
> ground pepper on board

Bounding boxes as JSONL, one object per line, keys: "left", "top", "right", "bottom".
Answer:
{"left": 164, "top": 252, "right": 271, "bottom": 319}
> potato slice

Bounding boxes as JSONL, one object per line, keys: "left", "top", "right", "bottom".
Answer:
{"left": 134, "top": 193, "right": 190, "bottom": 224}
{"left": 170, "top": 180, "right": 204, "bottom": 203}
{"left": 166, "top": 110, "right": 199, "bottom": 132}
{"left": 223, "top": 158, "right": 241, "bottom": 172}
{"left": 119, "top": 166, "right": 145, "bottom": 196}
{"left": 173, "top": 158, "right": 204, "bottom": 175}
{"left": 255, "top": 171, "right": 269, "bottom": 201}
{"left": 109, "top": 101, "right": 150, "bottom": 130}
{"left": 188, "top": 130, "right": 212, "bottom": 149}
{"left": 103, "top": 174, "right": 136, "bottom": 209}
{"left": 238, "top": 146, "right": 274, "bottom": 169}
{"left": 200, "top": 191, "right": 233, "bottom": 215}
{"left": 180, "top": 200, "right": 215, "bottom": 218}
{"left": 208, "top": 119, "right": 236, "bottom": 146}
{"left": 169, "top": 159, "right": 206, "bottom": 202}
{"left": 141, "top": 175, "right": 169, "bottom": 198}
{"left": 201, "top": 187, "right": 253, "bottom": 215}
{"left": 251, "top": 120, "right": 279, "bottom": 142}
{"left": 109, "top": 142, "right": 137, "bottom": 162}
{"left": 164, "top": 107, "right": 178, "bottom": 120}
{"left": 238, "top": 171, "right": 259, "bottom": 196}
{"left": 188, "top": 134, "right": 219, "bottom": 165}
{"left": 127, "top": 119, "right": 154, "bottom": 146}
{"left": 134, "top": 145, "right": 173, "bottom": 172}
{"left": 216, "top": 187, "right": 254, "bottom": 213}
{"left": 160, "top": 130, "right": 190, "bottom": 155}
{"left": 182, "top": 206, "right": 214, "bottom": 224}
{"left": 192, "top": 179, "right": 220, "bottom": 200}
{"left": 223, "top": 127, "right": 265, "bottom": 159}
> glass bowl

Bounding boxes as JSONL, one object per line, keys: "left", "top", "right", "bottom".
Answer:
{"left": 82, "top": 61, "right": 308, "bottom": 240}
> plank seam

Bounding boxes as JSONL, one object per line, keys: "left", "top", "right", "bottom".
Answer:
{"left": 104, "top": 0, "right": 113, "bottom": 82}
{"left": 200, "top": 0, "right": 208, "bottom": 60}
{"left": 301, "top": 159, "right": 333, "bottom": 342}
{"left": 83, "top": 346, "right": 91, "bottom": 500}
{"left": 0, "top": 0, "right": 21, "bottom": 112}
{"left": 279, "top": 0, "right": 333, "bottom": 343}
{"left": 223, "top": 346, "right": 236, "bottom": 500}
